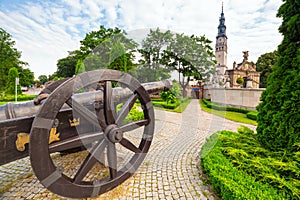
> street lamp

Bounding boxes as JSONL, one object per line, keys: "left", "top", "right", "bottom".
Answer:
{"left": 15, "top": 77, "right": 19, "bottom": 102}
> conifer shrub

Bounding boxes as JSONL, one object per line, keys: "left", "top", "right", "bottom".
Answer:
{"left": 200, "top": 127, "right": 300, "bottom": 199}
{"left": 256, "top": 0, "right": 300, "bottom": 153}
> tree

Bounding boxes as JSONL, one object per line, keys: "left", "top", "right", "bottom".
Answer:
{"left": 0, "top": 28, "right": 28, "bottom": 91}
{"left": 109, "top": 39, "right": 135, "bottom": 72}
{"left": 38, "top": 75, "right": 48, "bottom": 85}
{"left": 73, "top": 25, "right": 137, "bottom": 73}
{"left": 56, "top": 53, "right": 77, "bottom": 78}
{"left": 5, "top": 67, "right": 21, "bottom": 95}
{"left": 162, "top": 34, "right": 216, "bottom": 97}
{"left": 19, "top": 68, "right": 34, "bottom": 86}
{"left": 256, "top": 50, "right": 278, "bottom": 88}
{"left": 256, "top": 0, "right": 300, "bottom": 153}
{"left": 75, "top": 25, "right": 122, "bottom": 59}
{"left": 137, "top": 28, "right": 173, "bottom": 83}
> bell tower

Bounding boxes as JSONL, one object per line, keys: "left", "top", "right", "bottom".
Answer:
{"left": 215, "top": 3, "right": 228, "bottom": 75}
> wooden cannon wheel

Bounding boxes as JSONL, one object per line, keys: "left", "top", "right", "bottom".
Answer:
{"left": 29, "top": 69, "right": 154, "bottom": 198}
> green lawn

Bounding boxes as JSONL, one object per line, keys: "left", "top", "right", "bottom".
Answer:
{"left": 0, "top": 102, "right": 7, "bottom": 105}
{"left": 172, "top": 98, "right": 192, "bottom": 113}
{"left": 199, "top": 100, "right": 257, "bottom": 126}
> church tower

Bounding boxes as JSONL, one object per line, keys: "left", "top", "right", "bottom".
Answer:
{"left": 215, "top": 3, "right": 228, "bottom": 75}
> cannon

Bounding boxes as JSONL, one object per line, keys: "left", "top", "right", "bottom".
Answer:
{"left": 0, "top": 69, "right": 172, "bottom": 198}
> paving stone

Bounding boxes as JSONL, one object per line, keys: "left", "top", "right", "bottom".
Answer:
{"left": 0, "top": 100, "right": 256, "bottom": 199}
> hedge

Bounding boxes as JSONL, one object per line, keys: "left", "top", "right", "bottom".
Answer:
{"left": 200, "top": 127, "right": 300, "bottom": 199}
{"left": 202, "top": 99, "right": 258, "bottom": 120}
{"left": 0, "top": 94, "right": 37, "bottom": 102}
{"left": 152, "top": 98, "right": 190, "bottom": 110}
{"left": 246, "top": 111, "right": 258, "bottom": 120}
{"left": 202, "top": 99, "right": 249, "bottom": 113}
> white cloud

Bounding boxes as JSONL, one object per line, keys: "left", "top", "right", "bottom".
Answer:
{"left": 0, "top": 0, "right": 283, "bottom": 78}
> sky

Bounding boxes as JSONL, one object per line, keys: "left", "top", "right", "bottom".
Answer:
{"left": 0, "top": 0, "right": 283, "bottom": 79}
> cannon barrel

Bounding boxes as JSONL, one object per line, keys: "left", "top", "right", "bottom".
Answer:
{"left": 0, "top": 79, "right": 172, "bottom": 121}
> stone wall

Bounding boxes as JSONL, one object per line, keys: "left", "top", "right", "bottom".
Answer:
{"left": 203, "top": 88, "right": 265, "bottom": 110}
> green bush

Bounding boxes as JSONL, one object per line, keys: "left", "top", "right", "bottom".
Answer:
{"left": 246, "top": 111, "right": 258, "bottom": 120}
{"left": 160, "top": 91, "right": 176, "bottom": 104}
{"left": 160, "top": 81, "right": 181, "bottom": 104}
{"left": 200, "top": 127, "right": 300, "bottom": 199}
{"left": 116, "top": 103, "right": 144, "bottom": 124}
{"left": 236, "top": 77, "right": 244, "bottom": 85}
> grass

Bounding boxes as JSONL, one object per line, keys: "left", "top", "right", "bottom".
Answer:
{"left": 0, "top": 102, "right": 7, "bottom": 105}
{"left": 170, "top": 98, "right": 192, "bottom": 113}
{"left": 199, "top": 100, "right": 257, "bottom": 126}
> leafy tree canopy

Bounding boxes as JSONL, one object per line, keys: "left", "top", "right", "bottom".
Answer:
{"left": 256, "top": 50, "right": 278, "bottom": 88}
{"left": 5, "top": 67, "right": 22, "bottom": 95}
{"left": 162, "top": 33, "right": 216, "bottom": 97}
{"left": 56, "top": 53, "right": 77, "bottom": 78}
{"left": 136, "top": 28, "right": 173, "bottom": 83}
{"left": 57, "top": 25, "right": 137, "bottom": 77}
{"left": 0, "top": 28, "right": 31, "bottom": 90}
{"left": 38, "top": 75, "right": 48, "bottom": 85}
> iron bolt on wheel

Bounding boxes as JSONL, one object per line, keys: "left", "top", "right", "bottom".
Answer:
{"left": 30, "top": 69, "right": 154, "bottom": 198}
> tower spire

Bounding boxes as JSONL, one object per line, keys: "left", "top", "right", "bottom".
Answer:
{"left": 222, "top": 2, "right": 223, "bottom": 13}
{"left": 217, "top": 2, "right": 226, "bottom": 38}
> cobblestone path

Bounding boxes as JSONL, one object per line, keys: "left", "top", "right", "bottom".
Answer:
{"left": 0, "top": 100, "right": 255, "bottom": 199}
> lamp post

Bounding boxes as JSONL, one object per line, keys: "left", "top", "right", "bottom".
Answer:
{"left": 15, "top": 77, "right": 19, "bottom": 102}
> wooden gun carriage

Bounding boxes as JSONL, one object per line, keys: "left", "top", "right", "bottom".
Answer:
{"left": 0, "top": 69, "right": 172, "bottom": 198}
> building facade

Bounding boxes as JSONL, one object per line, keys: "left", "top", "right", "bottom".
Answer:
{"left": 226, "top": 51, "right": 260, "bottom": 88}
{"left": 214, "top": 4, "right": 260, "bottom": 89}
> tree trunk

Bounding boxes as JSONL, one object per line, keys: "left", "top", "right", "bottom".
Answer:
{"left": 180, "top": 76, "right": 190, "bottom": 98}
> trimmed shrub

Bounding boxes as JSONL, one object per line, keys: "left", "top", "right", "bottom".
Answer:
{"left": 0, "top": 94, "right": 37, "bottom": 102}
{"left": 152, "top": 97, "right": 191, "bottom": 110}
{"left": 200, "top": 132, "right": 282, "bottom": 199}
{"left": 200, "top": 127, "right": 300, "bottom": 199}
{"left": 246, "top": 111, "right": 258, "bottom": 120}
{"left": 152, "top": 100, "right": 180, "bottom": 109}
{"left": 202, "top": 99, "right": 250, "bottom": 114}
{"left": 236, "top": 77, "right": 244, "bottom": 85}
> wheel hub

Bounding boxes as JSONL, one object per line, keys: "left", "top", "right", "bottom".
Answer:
{"left": 105, "top": 124, "right": 123, "bottom": 143}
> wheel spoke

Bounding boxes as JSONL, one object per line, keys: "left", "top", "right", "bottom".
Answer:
{"left": 95, "top": 107, "right": 109, "bottom": 130}
{"left": 66, "top": 98, "right": 73, "bottom": 108}
{"left": 49, "top": 132, "right": 104, "bottom": 153}
{"left": 120, "top": 119, "right": 149, "bottom": 132}
{"left": 107, "top": 142, "right": 117, "bottom": 179}
{"left": 115, "top": 93, "right": 138, "bottom": 126}
{"left": 120, "top": 138, "right": 142, "bottom": 153}
{"left": 73, "top": 139, "right": 107, "bottom": 184}
{"left": 71, "top": 98, "right": 100, "bottom": 128}
{"left": 104, "top": 81, "right": 115, "bottom": 125}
